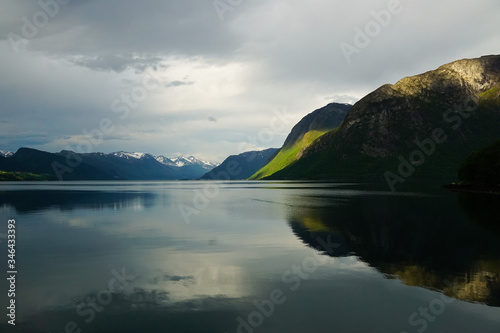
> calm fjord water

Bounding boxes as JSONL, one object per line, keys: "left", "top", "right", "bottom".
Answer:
{"left": 1, "top": 181, "right": 499, "bottom": 333}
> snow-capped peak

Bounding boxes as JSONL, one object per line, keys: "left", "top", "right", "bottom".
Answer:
{"left": 110, "top": 151, "right": 218, "bottom": 170}
{"left": 111, "top": 151, "right": 153, "bottom": 160}
{"left": 156, "top": 155, "right": 218, "bottom": 170}
{"left": 155, "top": 155, "right": 174, "bottom": 165}
{"left": 0, "top": 150, "right": 14, "bottom": 157}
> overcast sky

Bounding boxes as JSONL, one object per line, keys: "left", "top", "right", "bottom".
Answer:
{"left": 0, "top": 0, "right": 499, "bottom": 162}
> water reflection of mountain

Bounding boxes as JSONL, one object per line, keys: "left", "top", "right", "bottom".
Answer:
{"left": 287, "top": 191, "right": 500, "bottom": 306}
{"left": 0, "top": 190, "right": 157, "bottom": 213}
{"left": 459, "top": 192, "right": 500, "bottom": 235}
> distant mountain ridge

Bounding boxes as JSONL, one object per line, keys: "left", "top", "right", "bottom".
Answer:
{"left": 110, "top": 151, "right": 218, "bottom": 170}
{"left": 201, "top": 148, "right": 279, "bottom": 180}
{"left": 154, "top": 155, "right": 218, "bottom": 170}
{"left": 0, "top": 148, "right": 218, "bottom": 180}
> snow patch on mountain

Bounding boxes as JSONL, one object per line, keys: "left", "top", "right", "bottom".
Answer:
{"left": 0, "top": 150, "right": 14, "bottom": 157}
{"left": 156, "top": 155, "right": 218, "bottom": 170}
{"left": 111, "top": 152, "right": 154, "bottom": 160}
{"left": 111, "top": 151, "right": 218, "bottom": 170}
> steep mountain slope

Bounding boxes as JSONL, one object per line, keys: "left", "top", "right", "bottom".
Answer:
{"left": 250, "top": 103, "right": 351, "bottom": 180}
{"left": 201, "top": 148, "right": 279, "bottom": 180}
{"left": 267, "top": 55, "right": 500, "bottom": 184}
{"left": 281, "top": 103, "right": 351, "bottom": 148}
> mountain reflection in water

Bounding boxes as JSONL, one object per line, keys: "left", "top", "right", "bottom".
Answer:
{"left": 287, "top": 190, "right": 500, "bottom": 306}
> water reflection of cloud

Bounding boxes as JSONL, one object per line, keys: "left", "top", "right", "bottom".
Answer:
{"left": 135, "top": 254, "right": 251, "bottom": 304}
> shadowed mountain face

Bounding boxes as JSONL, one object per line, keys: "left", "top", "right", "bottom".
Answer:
{"left": 286, "top": 187, "right": 500, "bottom": 306}
{"left": 268, "top": 55, "right": 500, "bottom": 182}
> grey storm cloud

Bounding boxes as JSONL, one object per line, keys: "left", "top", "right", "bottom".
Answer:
{"left": 1, "top": 0, "right": 499, "bottom": 88}
{"left": 71, "top": 54, "right": 168, "bottom": 73}
{"left": 0, "top": 0, "right": 244, "bottom": 56}
{"left": 166, "top": 80, "right": 195, "bottom": 88}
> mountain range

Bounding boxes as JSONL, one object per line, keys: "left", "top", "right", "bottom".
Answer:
{"left": 0, "top": 149, "right": 218, "bottom": 180}
{"left": 110, "top": 152, "right": 218, "bottom": 170}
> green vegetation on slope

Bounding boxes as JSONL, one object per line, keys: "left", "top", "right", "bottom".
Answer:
{"left": 479, "top": 86, "right": 500, "bottom": 109}
{"left": 458, "top": 139, "right": 500, "bottom": 185}
{"left": 249, "top": 130, "right": 330, "bottom": 180}
{"left": 0, "top": 170, "right": 51, "bottom": 181}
